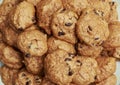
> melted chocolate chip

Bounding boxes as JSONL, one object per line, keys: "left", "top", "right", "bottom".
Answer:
{"left": 65, "top": 58, "right": 72, "bottom": 61}
{"left": 68, "top": 70, "right": 73, "bottom": 76}
{"left": 58, "top": 31, "right": 65, "bottom": 36}
{"left": 65, "top": 23, "right": 73, "bottom": 26}
{"left": 95, "top": 38, "right": 99, "bottom": 40}
{"left": 25, "top": 53, "right": 30, "bottom": 57}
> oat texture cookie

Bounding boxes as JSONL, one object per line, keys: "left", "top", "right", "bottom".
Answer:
{"left": 24, "top": 56, "right": 43, "bottom": 75}
{"left": 8, "top": 1, "right": 35, "bottom": 31}
{"left": 95, "top": 57, "right": 116, "bottom": 82}
{"left": 104, "top": 21, "right": 120, "bottom": 48}
{"left": 17, "top": 29, "right": 48, "bottom": 56}
{"left": 62, "top": 0, "right": 89, "bottom": 15}
{"left": 0, "top": 65, "right": 19, "bottom": 85}
{"left": 51, "top": 9, "right": 78, "bottom": 44}
{"left": 14, "top": 69, "right": 42, "bottom": 85}
{"left": 36, "top": 0, "right": 63, "bottom": 34}
{"left": 96, "top": 75, "right": 117, "bottom": 85}
{"left": 48, "top": 37, "right": 76, "bottom": 54}
{"left": 76, "top": 9, "right": 109, "bottom": 46}
{"left": 44, "top": 49, "right": 77, "bottom": 85}
{"left": 77, "top": 43, "right": 103, "bottom": 57}
{"left": 72, "top": 56, "right": 99, "bottom": 85}
{"left": 0, "top": 43, "right": 23, "bottom": 69}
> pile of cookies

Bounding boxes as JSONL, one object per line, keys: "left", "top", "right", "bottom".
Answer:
{"left": 0, "top": 0, "right": 119, "bottom": 85}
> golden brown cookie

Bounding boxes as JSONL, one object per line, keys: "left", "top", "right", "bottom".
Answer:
{"left": 14, "top": 69, "right": 42, "bottom": 85}
{"left": 24, "top": 56, "right": 43, "bottom": 75}
{"left": 36, "top": 0, "right": 63, "bottom": 34}
{"left": 1, "top": 25, "right": 18, "bottom": 47}
{"left": 0, "top": 43, "right": 23, "bottom": 69}
{"left": 8, "top": 1, "right": 35, "bottom": 31}
{"left": 95, "top": 57, "right": 116, "bottom": 82}
{"left": 44, "top": 49, "right": 76, "bottom": 85}
{"left": 62, "top": 0, "right": 89, "bottom": 15}
{"left": 72, "top": 56, "right": 99, "bottom": 85}
{"left": 0, "top": 65, "right": 19, "bottom": 85}
{"left": 77, "top": 43, "right": 103, "bottom": 57}
{"left": 48, "top": 37, "right": 76, "bottom": 54}
{"left": 76, "top": 9, "right": 109, "bottom": 46}
{"left": 96, "top": 75, "right": 117, "bottom": 85}
{"left": 51, "top": 9, "right": 78, "bottom": 44}
{"left": 104, "top": 21, "right": 120, "bottom": 48}
{"left": 17, "top": 29, "right": 48, "bottom": 56}
{"left": 88, "top": 0, "right": 110, "bottom": 21}
{"left": 108, "top": 1, "right": 118, "bottom": 22}
{"left": 26, "top": 0, "right": 41, "bottom": 6}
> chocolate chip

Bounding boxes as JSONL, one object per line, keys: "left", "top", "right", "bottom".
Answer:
{"left": 18, "top": 27, "right": 23, "bottom": 31}
{"left": 68, "top": 71, "right": 73, "bottom": 76}
{"left": 94, "top": 75, "right": 97, "bottom": 80}
{"left": 26, "top": 81, "right": 31, "bottom": 85}
{"left": 25, "top": 53, "right": 30, "bottom": 57}
{"left": 65, "top": 23, "right": 73, "bottom": 26}
{"left": 65, "top": 58, "right": 71, "bottom": 61}
{"left": 88, "top": 26, "right": 92, "bottom": 31}
{"left": 58, "top": 31, "right": 65, "bottom": 36}
{"left": 95, "top": 38, "right": 99, "bottom": 40}
{"left": 76, "top": 60, "right": 80, "bottom": 63}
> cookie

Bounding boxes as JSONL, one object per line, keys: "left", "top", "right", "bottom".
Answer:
{"left": 96, "top": 75, "right": 117, "bottom": 85}
{"left": 8, "top": 1, "right": 35, "bottom": 31}
{"left": 41, "top": 78, "right": 56, "bottom": 85}
{"left": 72, "top": 56, "right": 99, "bottom": 85}
{"left": 0, "top": 65, "right": 19, "bottom": 85}
{"left": 51, "top": 9, "right": 78, "bottom": 44}
{"left": 95, "top": 57, "right": 116, "bottom": 82}
{"left": 0, "top": 43, "right": 23, "bottom": 69}
{"left": 62, "top": 0, "right": 88, "bottom": 15}
{"left": 17, "top": 29, "right": 48, "bottom": 56}
{"left": 44, "top": 49, "right": 76, "bottom": 85}
{"left": 76, "top": 9, "right": 109, "bottom": 46}
{"left": 24, "top": 56, "right": 43, "bottom": 75}
{"left": 14, "top": 69, "right": 42, "bottom": 85}
{"left": 48, "top": 37, "right": 76, "bottom": 54}
{"left": 108, "top": 2, "right": 118, "bottom": 22}
{"left": 103, "top": 21, "right": 120, "bottom": 48}
{"left": 88, "top": 0, "right": 110, "bottom": 21}
{"left": 36, "top": 0, "right": 63, "bottom": 34}
{"left": 77, "top": 43, "right": 103, "bottom": 57}
{"left": 1, "top": 25, "right": 18, "bottom": 47}
{"left": 26, "top": 0, "right": 41, "bottom": 6}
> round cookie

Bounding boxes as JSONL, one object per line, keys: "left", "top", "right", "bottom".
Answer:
{"left": 0, "top": 65, "right": 19, "bottom": 85}
{"left": 36, "top": 0, "right": 63, "bottom": 34}
{"left": 103, "top": 21, "right": 120, "bottom": 48}
{"left": 24, "top": 56, "right": 43, "bottom": 75}
{"left": 62, "top": 0, "right": 89, "bottom": 15}
{"left": 88, "top": 0, "right": 110, "bottom": 21}
{"left": 95, "top": 57, "right": 116, "bottom": 82}
{"left": 14, "top": 69, "right": 42, "bottom": 85}
{"left": 77, "top": 43, "right": 103, "bottom": 57}
{"left": 76, "top": 9, "right": 109, "bottom": 46}
{"left": 72, "top": 56, "right": 99, "bottom": 85}
{"left": 48, "top": 37, "right": 76, "bottom": 54}
{"left": 51, "top": 9, "right": 78, "bottom": 44}
{"left": 26, "top": 0, "right": 41, "bottom": 6}
{"left": 0, "top": 43, "right": 23, "bottom": 69}
{"left": 8, "top": 1, "right": 36, "bottom": 31}
{"left": 96, "top": 75, "right": 117, "bottom": 85}
{"left": 44, "top": 49, "right": 77, "bottom": 85}
{"left": 17, "top": 29, "right": 48, "bottom": 57}
{"left": 1, "top": 25, "right": 18, "bottom": 47}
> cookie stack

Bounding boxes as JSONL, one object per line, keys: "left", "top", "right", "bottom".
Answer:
{"left": 0, "top": 0, "right": 119, "bottom": 85}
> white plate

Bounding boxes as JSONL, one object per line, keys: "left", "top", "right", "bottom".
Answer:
{"left": 0, "top": 0, "right": 120, "bottom": 85}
